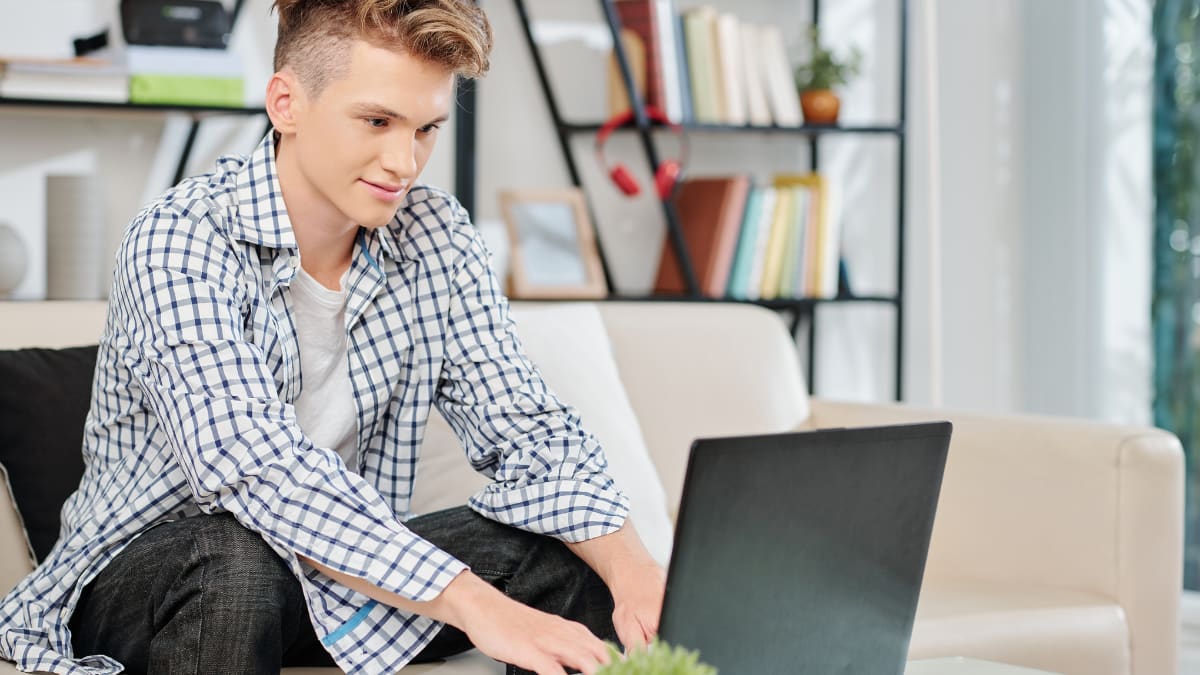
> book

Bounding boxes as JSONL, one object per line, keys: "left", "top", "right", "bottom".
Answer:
{"left": 775, "top": 173, "right": 827, "bottom": 297}
{"left": 654, "top": 175, "right": 751, "bottom": 296}
{"left": 682, "top": 7, "right": 721, "bottom": 123}
{"left": 817, "top": 179, "right": 842, "bottom": 298}
{"left": 0, "top": 58, "right": 127, "bottom": 103}
{"left": 713, "top": 13, "right": 746, "bottom": 125}
{"left": 128, "top": 74, "right": 243, "bottom": 107}
{"left": 673, "top": 13, "right": 694, "bottom": 122}
{"left": 653, "top": 0, "right": 685, "bottom": 123}
{"left": 760, "top": 26, "right": 802, "bottom": 126}
{"left": 758, "top": 186, "right": 795, "bottom": 299}
{"left": 740, "top": 23, "right": 773, "bottom": 126}
{"left": 777, "top": 184, "right": 810, "bottom": 298}
{"left": 124, "top": 46, "right": 243, "bottom": 77}
{"left": 607, "top": 28, "right": 648, "bottom": 117}
{"left": 740, "top": 186, "right": 779, "bottom": 300}
{"left": 725, "top": 186, "right": 764, "bottom": 299}
{"left": 611, "top": 0, "right": 661, "bottom": 116}
{"left": 124, "top": 45, "right": 244, "bottom": 107}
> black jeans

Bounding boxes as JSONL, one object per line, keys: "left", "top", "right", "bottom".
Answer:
{"left": 70, "top": 507, "right": 617, "bottom": 675}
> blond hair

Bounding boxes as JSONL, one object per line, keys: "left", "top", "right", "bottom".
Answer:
{"left": 272, "top": 0, "right": 492, "bottom": 96}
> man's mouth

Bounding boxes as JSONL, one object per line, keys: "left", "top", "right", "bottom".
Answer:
{"left": 361, "top": 179, "right": 406, "bottom": 201}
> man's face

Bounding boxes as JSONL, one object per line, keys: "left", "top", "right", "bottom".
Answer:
{"left": 291, "top": 39, "right": 454, "bottom": 229}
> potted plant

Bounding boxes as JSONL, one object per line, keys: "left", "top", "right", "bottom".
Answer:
{"left": 793, "top": 25, "right": 862, "bottom": 126}
{"left": 597, "top": 640, "right": 717, "bottom": 674}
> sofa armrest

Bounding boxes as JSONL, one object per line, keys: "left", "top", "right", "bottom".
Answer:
{"left": 806, "top": 398, "right": 1183, "bottom": 675}
{"left": 0, "top": 465, "right": 35, "bottom": 597}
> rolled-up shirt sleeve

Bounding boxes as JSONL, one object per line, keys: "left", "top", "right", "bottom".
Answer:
{"left": 112, "top": 205, "right": 467, "bottom": 603}
{"left": 434, "top": 222, "right": 630, "bottom": 542}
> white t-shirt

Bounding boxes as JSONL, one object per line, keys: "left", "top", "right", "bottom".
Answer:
{"left": 291, "top": 265, "right": 359, "bottom": 473}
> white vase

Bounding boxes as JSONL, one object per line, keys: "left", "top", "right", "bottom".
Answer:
{"left": 0, "top": 223, "right": 29, "bottom": 299}
{"left": 45, "top": 174, "right": 104, "bottom": 300}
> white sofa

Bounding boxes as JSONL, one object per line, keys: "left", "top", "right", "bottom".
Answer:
{"left": 0, "top": 300, "right": 1183, "bottom": 675}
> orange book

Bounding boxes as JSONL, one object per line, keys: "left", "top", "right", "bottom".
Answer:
{"left": 654, "top": 175, "right": 751, "bottom": 296}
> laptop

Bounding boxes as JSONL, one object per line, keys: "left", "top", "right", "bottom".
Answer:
{"left": 657, "top": 421, "right": 952, "bottom": 674}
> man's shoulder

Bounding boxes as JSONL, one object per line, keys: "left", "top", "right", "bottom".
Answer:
{"left": 389, "top": 184, "right": 480, "bottom": 264}
{"left": 124, "top": 156, "right": 245, "bottom": 248}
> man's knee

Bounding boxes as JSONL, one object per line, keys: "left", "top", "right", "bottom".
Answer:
{"left": 185, "top": 513, "right": 294, "bottom": 592}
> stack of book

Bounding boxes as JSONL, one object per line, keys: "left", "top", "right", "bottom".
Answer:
{"left": 608, "top": 0, "right": 802, "bottom": 127}
{"left": 0, "top": 46, "right": 245, "bottom": 108}
{"left": 654, "top": 173, "right": 844, "bottom": 300}
{"left": 125, "top": 46, "right": 244, "bottom": 107}
{"left": 0, "top": 57, "right": 128, "bottom": 102}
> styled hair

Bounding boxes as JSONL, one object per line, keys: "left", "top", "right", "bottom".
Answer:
{"left": 272, "top": 0, "right": 492, "bottom": 96}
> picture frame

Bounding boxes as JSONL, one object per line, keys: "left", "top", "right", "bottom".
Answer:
{"left": 499, "top": 188, "right": 608, "bottom": 300}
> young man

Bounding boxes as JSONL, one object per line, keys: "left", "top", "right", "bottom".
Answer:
{"left": 0, "top": 1, "right": 665, "bottom": 673}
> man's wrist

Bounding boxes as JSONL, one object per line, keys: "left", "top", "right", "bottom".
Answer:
{"left": 434, "top": 570, "right": 499, "bottom": 630}
{"left": 606, "top": 557, "right": 666, "bottom": 597}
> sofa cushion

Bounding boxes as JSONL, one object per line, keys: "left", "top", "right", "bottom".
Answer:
{"left": 594, "top": 303, "right": 811, "bottom": 516}
{"left": 411, "top": 303, "right": 675, "bottom": 566}
{"left": 909, "top": 580, "right": 1131, "bottom": 675}
{"left": 0, "top": 345, "right": 96, "bottom": 562}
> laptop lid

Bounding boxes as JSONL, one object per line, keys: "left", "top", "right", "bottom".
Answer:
{"left": 658, "top": 422, "right": 952, "bottom": 674}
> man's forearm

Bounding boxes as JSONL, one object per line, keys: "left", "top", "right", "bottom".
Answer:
{"left": 565, "top": 519, "right": 663, "bottom": 593}
{"left": 300, "top": 555, "right": 489, "bottom": 630}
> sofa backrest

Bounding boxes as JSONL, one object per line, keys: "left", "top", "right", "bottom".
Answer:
{"left": 0, "top": 300, "right": 811, "bottom": 590}
{"left": 592, "top": 302, "right": 810, "bottom": 511}
{"left": 0, "top": 302, "right": 110, "bottom": 593}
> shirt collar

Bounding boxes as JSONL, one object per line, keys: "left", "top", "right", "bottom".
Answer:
{"left": 232, "top": 131, "right": 297, "bottom": 250}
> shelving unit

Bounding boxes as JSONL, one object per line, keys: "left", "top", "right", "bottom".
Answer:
{"left": 511, "top": 0, "right": 908, "bottom": 400}
{"left": 0, "top": 97, "right": 267, "bottom": 185}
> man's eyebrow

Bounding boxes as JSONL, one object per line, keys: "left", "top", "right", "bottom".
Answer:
{"left": 350, "top": 103, "right": 450, "bottom": 125}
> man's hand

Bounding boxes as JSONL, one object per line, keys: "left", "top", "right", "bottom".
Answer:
{"left": 446, "top": 572, "right": 612, "bottom": 675}
{"left": 302, "top": 555, "right": 611, "bottom": 675}
{"left": 565, "top": 520, "right": 666, "bottom": 652}
{"left": 607, "top": 559, "right": 667, "bottom": 651}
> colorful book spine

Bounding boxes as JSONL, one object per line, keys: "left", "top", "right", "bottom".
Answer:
{"left": 759, "top": 187, "right": 795, "bottom": 299}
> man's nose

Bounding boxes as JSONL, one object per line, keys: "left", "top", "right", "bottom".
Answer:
{"left": 380, "top": 134, "right": 418, "bottom": 180}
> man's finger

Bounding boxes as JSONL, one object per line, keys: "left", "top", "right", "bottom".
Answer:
{"left": 533, "top": 659, "right": 568, "bottom": 675}
{"left": 616, "top": 616, "right": 648, "bottom": 651}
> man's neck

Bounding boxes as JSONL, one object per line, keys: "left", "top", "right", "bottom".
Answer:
{"left": 275, "top": 135, "right": 357, "bottom": 290}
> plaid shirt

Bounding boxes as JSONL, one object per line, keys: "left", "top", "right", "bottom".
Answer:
{"left": 0, "top": 133, "right": 629, "bottom": 674}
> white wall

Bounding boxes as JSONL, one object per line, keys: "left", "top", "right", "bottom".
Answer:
{"left": 0, "top": 0, "right": 1154, "bottom": 423}
{"left": 0, "top": 0, "right": 456, "bottom": 301}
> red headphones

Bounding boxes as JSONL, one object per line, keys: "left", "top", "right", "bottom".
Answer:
{"left": 595, "top": 105, "right": 689, "bottom": 200}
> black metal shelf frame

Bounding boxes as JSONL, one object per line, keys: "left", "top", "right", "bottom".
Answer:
{"left": 510, "top": 0, "right": 909, "bottom": 400}
{"left": 0, "top": 97, "right": 268, "bottom": 185}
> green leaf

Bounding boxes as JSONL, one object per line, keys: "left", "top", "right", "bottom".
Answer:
{"left": 793, "top": 24, "right": 862, "bottom": 92}
{"left": 596, "top": 639, "right": 718, "bottom": 675}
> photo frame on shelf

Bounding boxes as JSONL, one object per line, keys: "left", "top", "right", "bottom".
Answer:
{"left": 499, "top": 188, "right": 607, "bottom": 300}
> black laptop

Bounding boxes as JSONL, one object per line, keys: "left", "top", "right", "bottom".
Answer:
{"left": 658, "top": 422, "right": 952, "bottom": 674}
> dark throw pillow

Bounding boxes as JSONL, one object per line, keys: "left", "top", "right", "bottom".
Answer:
{"left": 0, "top": 345, "right": 97, "bottom": 562}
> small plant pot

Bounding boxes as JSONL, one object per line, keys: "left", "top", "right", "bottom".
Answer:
{"left": 800, "top": 89, "right": 840, "bottom": 125}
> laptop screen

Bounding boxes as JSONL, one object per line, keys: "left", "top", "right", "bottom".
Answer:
{"left": 658, "top": 422, "right": 951, "bottom": 674}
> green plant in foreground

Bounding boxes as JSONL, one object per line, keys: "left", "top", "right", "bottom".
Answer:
{"left": 596, "top": 639, "right": 717, "bottom": 675}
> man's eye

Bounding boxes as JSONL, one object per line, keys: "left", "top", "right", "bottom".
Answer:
{"left": 418, "top": 123, "right": 442, "bottom": 134}
{"left": 366, "top": 118, "right": 388, "bottom": 128}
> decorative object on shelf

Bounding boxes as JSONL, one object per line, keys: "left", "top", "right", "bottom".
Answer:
{"left": 793, "top": 25, "right": 862, "bottom": 126}
{"left": 0, "top": 222, "right": 29, "bottom": 299}
{"left": 595, "top": 104, "right": 689, "bottom": 200}
{"left": 500, "top": 188, "right": 607, "bottom": 300}
{"left": 119, "top": 0, "right": 232, "bottom": 49}
{"left": 45, "top": 174, "right": 104, "bottom": 300}
{"left": 596, "top": 639, "right": 716, "bottom": 674}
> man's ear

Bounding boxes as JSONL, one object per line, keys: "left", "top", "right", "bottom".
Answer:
{"left": 266, "top": 70, "right": 304, "bottom": 134}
